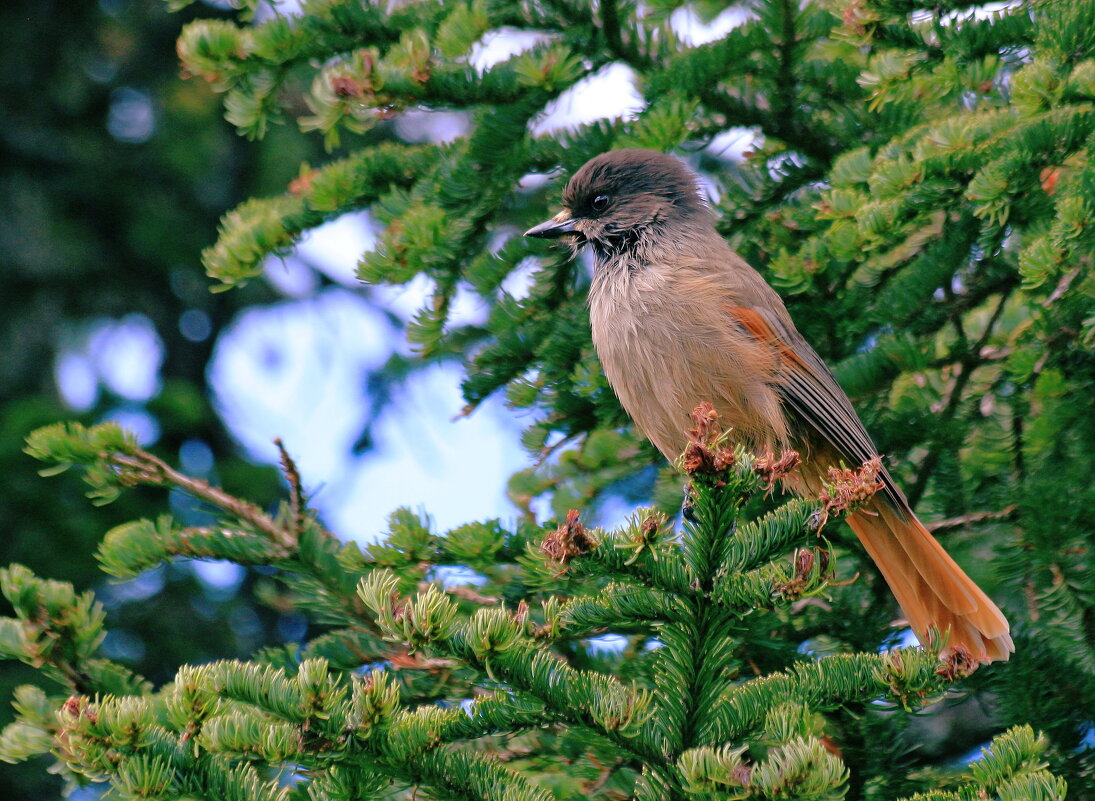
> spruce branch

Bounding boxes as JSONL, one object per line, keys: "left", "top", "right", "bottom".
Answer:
{"left": 107, "top": 452, "right": 289, "bottom": 546}
{"left": 202, "top": 143, "right": 432, "bottom": 288}
{"left": 559, "top": 582, "right": 690, "bottom": 637}
{"left": 97, "top": 517, "right": 287, "bottom": 579}
{"left": 720, "top": 497, "right": 822, "bottom": 574}
{"left": 359, "top": 571, "right": 664, "bottom": 767}
{"left": 168, "top": 660, "right": 556, "bottom": 800}
{"left": 891, "top": 725, "right": 1067, "bottom": 801}
{"left": 435, "top": 631, "right": 664, "bottom": 767}
{"left": 435, "top": 690, "right": 558, "bottom": 742}
{"left": 711, "top": 545, "right": 835, "bottom": 614}
{"left": 0, "top": 565, "right": 149, "bottom": 699}
{"left": 542, "top": 511, "right": 695, "bottom": 597}
{"left": 25, "top": 422, "right": 394, "bottom": 635}
{"left": 706, "top": 649, "right": 948, "bottom": 745}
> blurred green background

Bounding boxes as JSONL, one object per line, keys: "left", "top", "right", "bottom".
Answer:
{"left": 1, "top": 2, "right": 312, "bottom": 794}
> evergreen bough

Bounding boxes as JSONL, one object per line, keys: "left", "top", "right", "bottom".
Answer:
{"left": 3, "top": 0, "right": 1093, "bottom": 797}
{"left": 0, "top": 417, "right": 1067, "bottom": 799}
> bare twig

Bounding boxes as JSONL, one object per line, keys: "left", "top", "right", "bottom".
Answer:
{"left": 274, "top": 437, "right": 305, "bottom": 537}
{"left": 110, "top": 450, "right": 293, "bottom": 551}
{"left": 1042, "top": 266, "right": 1082, "bottom": 308}
{"left": 926, "top": 505, "right": 1018, "bottom": 533}
{"left": 448, "top": 586, "right": 500, "bottom": 605}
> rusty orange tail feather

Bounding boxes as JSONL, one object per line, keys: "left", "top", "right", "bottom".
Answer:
{"left": 846, "top": 500, "right": 1013, "bottom": 663}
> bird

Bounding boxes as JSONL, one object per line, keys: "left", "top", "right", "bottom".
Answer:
{"left": 524, "top": 148, "right": 1012, "bottom": 663}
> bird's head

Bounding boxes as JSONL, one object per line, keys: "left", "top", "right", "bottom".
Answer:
{"left": 524, "top": 149, "right": 708, "bottom": 258}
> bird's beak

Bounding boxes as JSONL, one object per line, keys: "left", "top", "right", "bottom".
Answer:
{"left": 524, "top": 210, "right": 578, "bottom": 239}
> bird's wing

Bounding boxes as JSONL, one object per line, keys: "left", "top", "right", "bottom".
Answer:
{"left": 725, "top": 304, "right": 908, "bottom": 508}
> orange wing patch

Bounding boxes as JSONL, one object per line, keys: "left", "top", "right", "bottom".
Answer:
{"left": 726, "top": 305, "right": 809, "bottom": 371}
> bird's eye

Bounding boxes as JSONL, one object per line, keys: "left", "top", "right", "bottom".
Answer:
{"left": 591, "top": 194, "right": 610, "bottom": 211}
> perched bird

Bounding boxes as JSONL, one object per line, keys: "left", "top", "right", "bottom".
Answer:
{"left": 525, "top": 149, "right": 1012, "bottom": 663}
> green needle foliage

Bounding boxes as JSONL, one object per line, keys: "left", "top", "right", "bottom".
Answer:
{"left": 0, "top": 415, "right": 1067, "bottom": 799}
{"left": 2, "top": 0, "right": 1092, "bottom": 798}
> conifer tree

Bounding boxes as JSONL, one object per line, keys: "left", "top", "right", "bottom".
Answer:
{"left": 3, "top": 0, "right": 1092, "bottom": 798}
{"left": 2, "top": 413, "right": 1068, "bottom": 799}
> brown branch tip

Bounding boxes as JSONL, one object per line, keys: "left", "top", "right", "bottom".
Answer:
{"left": 754, "top": 449, "right": 801, "bottom": 490}
{"left": 819, "top": 457, "right": 884, "bottom": 516}
{"left": 935, "top": 644, "right": 980, "bottom": 680}
{"left": 682, "top": 402, "right": 736, "bottom": 476}
{"left": 540, "top": 509, "right": 594, "bottom": 563}
{"left": 274, "top": 437, "right": 305, "bottom": 532}
{"left": 776, "top": 547, "right": 832, "bottom": 599}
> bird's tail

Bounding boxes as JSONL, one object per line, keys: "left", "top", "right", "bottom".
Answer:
{"left": 846, "top": 500, "right": 1013, "bottom": 663}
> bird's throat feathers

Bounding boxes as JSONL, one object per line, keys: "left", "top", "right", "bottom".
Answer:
{"left": 589, "top": 213, "right": 725, "bottom": 286}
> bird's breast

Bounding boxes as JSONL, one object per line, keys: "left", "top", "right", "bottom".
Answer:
{"left": 588, "top": 262, "right": 789, "bottom": 460}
